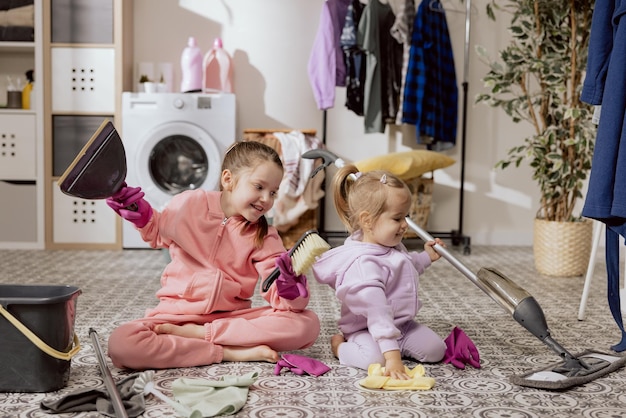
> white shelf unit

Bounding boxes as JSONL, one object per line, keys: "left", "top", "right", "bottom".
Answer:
{"left": 43, "top": 0, "right": 133, "bottom": 249}
{"left": 0, "top": 1, "right": 45, "bottom": 249}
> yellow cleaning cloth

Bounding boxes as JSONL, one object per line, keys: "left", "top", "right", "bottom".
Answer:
{"left": 359, "top": 364, "right": 435, "bottom": 390}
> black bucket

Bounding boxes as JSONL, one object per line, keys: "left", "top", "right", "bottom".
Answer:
{"left": 0, "top": 284, "right": 81, "bottom": 392}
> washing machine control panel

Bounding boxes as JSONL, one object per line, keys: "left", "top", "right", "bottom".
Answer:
{"left": 172, "top": 96, "right": 212, "bottom": 110}
{"left": 197, "top": 96, "right": 212, "bottom": 109}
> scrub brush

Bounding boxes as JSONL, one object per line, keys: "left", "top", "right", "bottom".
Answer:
{"left": 262, "top": 229, "right": 331, "bottom": 292}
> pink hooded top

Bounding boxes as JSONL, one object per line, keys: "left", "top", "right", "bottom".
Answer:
{"left": 138, "top": 189, "right": 310, "bottom": 316}
{"left": 312, "top": 232, "right": 432, "bottom": 354}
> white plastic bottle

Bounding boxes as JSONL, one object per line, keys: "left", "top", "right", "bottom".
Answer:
{"left": 180, "top": 37, "right": 203, "bottom": 93}
{"left": 202, "top": 38, "right": 233, "bottom": 93}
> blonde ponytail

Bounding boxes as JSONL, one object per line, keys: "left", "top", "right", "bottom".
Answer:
{"left": 332, "top": 166, "right": 409, "bottom": 234}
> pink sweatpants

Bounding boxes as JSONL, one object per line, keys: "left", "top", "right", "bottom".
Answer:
{"left": 107, "top": 306, "right": 320, "bottom": 370}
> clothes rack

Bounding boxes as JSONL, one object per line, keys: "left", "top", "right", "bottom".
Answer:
{"left": 316, "top": 0, "right": 472, "bottom": 254}
{"left": 426, "top": 0, "right": 472, "bottom": 254}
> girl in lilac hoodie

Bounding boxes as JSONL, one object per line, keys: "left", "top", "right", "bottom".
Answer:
{"left": 312, "top": 166, "right": 446, "bottom": 380}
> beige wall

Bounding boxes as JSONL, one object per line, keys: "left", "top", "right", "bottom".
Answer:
{"left": 131, "top": 0, "right": 579, "bottom": 245}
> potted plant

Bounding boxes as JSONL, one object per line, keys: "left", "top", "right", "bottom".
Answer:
{"left": 476, "top": 0, "right": 596, "bottom": 276}
{"left": 139, "top": 74, "right": 156, "bottom": 93}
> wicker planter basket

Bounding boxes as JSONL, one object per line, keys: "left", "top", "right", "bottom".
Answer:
{"left": 533, "top": 218, "right": 593, "bottom": 277}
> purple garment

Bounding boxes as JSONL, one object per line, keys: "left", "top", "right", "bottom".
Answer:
{"left": 308, "top": 0, "right": 351, "bottom": 110}
{"left": 311, "top": 232, "right": 432, "bottom": 354}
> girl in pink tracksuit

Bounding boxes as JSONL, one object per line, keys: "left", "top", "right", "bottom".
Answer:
{"left": 105, "top": 141, "right": 320, "bottom": 370}
{"left": 312, "top": 166, "right": 446, "bottom": 380}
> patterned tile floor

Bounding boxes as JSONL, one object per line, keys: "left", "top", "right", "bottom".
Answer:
{"left": 0, "top": 245, "right": 625, "bottom": 418}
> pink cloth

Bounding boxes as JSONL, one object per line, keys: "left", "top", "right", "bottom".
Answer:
{"left": 107, "top": 189, "right": 320, "bottom": 370}
{"left": 274, "top": 353, "right": 331, "bottom": 377}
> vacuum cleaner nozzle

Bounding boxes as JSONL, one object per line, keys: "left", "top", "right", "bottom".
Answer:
{"left": 476, "top": 267, "right": 626, "bottom": 389}
{"left": 57, "top": 120, "right": 127, "bottom": 200}
{"left": 510, "top": 350, "right": 626, "bottom": 390}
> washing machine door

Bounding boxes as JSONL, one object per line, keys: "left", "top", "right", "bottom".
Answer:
{"left": 134, "top": 121, "right": 223, "bottom": 209}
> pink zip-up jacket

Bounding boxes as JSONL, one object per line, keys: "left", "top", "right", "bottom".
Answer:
{"left": 312, "top": 232, "right": 432, "bottom": 354}
{"left": 137, "top": 189, "right": 310, "bottom": 316}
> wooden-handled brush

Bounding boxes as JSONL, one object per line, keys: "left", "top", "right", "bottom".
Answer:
{"left": 262, "top": 229, "right": 331, "bottom": 292}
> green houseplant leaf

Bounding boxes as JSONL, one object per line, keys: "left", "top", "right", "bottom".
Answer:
{"left": 477, "top": 0, "right": 596, "bottom": 222}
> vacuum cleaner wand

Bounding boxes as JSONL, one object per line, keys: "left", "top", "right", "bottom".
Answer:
{"left": 406, "top": 218, "right": 581, "bottom": 366}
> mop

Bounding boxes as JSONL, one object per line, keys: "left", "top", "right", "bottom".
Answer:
{"left": 302, "top": 148, "right": 626, "bottom": 390}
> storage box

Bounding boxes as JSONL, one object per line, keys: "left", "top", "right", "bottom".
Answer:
{"left": 0, "top": 285, "right": 81, "bottom": 392}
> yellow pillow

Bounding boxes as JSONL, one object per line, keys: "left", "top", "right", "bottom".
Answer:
{"left": 355, "top": 150, "right": 455, "bottom": 180}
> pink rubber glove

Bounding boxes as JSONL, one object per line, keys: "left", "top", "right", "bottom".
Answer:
{"left": 273, "top": 354, "right": 331, "bottom": 377}
{"left": 275, "top": 252, "right": 308, "bottom": 300}
{"left": 443, "top": 326, "right": 481, "bottom": 369}
{"left": 106, "top": 184, "right": 153, "bottom": 228}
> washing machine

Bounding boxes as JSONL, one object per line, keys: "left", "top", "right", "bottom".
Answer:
{"left": 121, "top": 92, "right": 236, "bottom": 248}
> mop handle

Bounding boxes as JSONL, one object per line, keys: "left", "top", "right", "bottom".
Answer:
{"left": 404, "top": 217, "right": 491, "bottom": 296}
{"left": 89, "top": 328, "right": 128, "bottom": 418}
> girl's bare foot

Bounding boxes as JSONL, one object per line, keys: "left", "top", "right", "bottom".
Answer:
{"left": 330, "top": 334, "right": 345, "bottom": 358}
{"left": 223, "top": 345, "right": 279, "bottom": 363}
{"left": 155, "top": 323, "right": 204, "bottom": 339}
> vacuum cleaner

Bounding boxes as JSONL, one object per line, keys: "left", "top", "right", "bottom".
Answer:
{"left": 302, "top": 148, "right": 626, "bottom": 390}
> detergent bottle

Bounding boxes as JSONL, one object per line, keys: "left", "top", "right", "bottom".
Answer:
{"left": 22, "top": 69, "right": 34, "bottom": 110}
{"left": 180, "top": 37, "right": 203, "bottom": 93}
{"left": 202, "top": 38, "right": 233, "bottom": 93}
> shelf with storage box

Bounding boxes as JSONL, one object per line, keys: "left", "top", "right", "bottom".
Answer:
{"left": 42, "top": 0, "right": 132, "bottom": 249}
{"left": 0, "top": 1, "right": 44, "bottom": 249}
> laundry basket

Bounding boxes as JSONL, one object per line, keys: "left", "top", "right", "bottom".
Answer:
{"left": 403, "top": 174, "right": 434, "bottom": 238}
{"left": 243, "top": 129, "right": 323, "bottom": 249}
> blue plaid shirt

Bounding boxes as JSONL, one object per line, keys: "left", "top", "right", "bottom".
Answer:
{"left": 402, "top": 0, "right": 458, "bottom": 150}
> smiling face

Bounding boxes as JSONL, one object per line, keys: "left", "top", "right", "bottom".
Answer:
{"left": 361, "top": 187, "right": 411, "bottom": 247}
{"left": 220, "top": 160, "right": 283, "bottom": 223}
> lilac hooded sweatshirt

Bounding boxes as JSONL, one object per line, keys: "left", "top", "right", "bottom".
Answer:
{"left": 312, "top": 232, "right": 432, "bottom": 354}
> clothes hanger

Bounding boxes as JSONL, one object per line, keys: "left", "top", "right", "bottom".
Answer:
{"left": 429, "top": 0, "right": 475, "bottom": 14}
